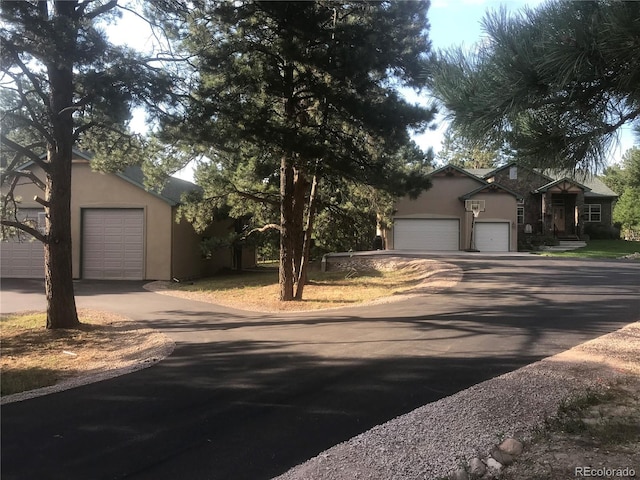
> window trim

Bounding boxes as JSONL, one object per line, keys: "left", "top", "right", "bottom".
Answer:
{"left": 584, "top": 204, "right": 601, "bottom": 223}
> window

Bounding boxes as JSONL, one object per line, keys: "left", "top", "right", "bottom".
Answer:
{"left": 584, "top": 204, "right": 601, "bottom": 222}
{"left": 37, "top": 212, "right": 47, "bottom": 233}
{"left": 509, "top": 166, "right": 517, "bottom": 179}
{"left": 517, "top": 206, "right": 525, "bottom": 225}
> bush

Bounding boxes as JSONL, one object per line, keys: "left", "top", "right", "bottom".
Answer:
{"left": 584, "top": 224, "right": 620, "bottom": 240}
{"left": 518, "top": 234, "right": 558, "bottom": 251}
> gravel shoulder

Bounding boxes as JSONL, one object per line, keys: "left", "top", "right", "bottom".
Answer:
{"left": 273, "top": 321, "right": 640, "bottom": 480}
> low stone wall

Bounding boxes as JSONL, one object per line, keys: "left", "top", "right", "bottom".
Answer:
{"left": 322, "top": 254, "right": 411, "bottom": 273}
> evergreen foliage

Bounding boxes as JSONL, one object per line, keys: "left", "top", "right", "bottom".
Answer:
{"left": 158, "top": 1, "right": 435, "bottom": 300}
{"left": 603, "top": 147, "right": 640, "bottom": 239}
{"left": 428, "top": 0, "right": 640, "bottom": 172}
{"left": 1, "top": 1, "right": 175, "bottom": 328}
{"left": 436, "top": 126, "right": 504, "bottom": 169}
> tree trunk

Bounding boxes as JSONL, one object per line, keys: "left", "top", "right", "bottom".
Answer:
{"left": 233, "top": 218, "right": 243, "bottom": 271}
{"left": 279, "top": 154, "right": 296, "bottom": 301}
{"left": 44, "top": 8, "right": 80, "bottom": 329}
{"left": 291, "top": 168, "right": 308, "bottom": 281}
{"left": 294, "top": 173, "right": 320, "bottom": 300}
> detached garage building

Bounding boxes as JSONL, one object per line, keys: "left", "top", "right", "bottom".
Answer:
{"left": 388, "top": 164, "right": 520, "bottom": 253}
{"left": 1, "top": 150, "right": 255, "bottom": 280}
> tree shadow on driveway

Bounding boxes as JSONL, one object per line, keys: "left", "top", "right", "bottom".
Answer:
{"left": 1, "top": 257, "right": 639, "bottom": 480}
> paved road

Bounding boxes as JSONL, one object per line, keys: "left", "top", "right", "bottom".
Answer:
{"left": 1, "top": 256, "right": 639, "bottom": 480}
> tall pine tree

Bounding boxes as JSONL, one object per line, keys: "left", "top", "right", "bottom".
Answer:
{"left": 159, "top": 1, "right": 435, "bottom": 300}
{"left": 1, "top": 1, "right": 174, "bottom": 328}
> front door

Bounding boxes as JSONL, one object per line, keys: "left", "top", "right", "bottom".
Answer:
{"left": 553, "top": 205, "right": 565, "bottom": 235}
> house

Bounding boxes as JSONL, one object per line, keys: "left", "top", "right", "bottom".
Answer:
{"left": 470, "top": 162, "right": 618, "bottom": 239}
{"left": 388, "top": 164, "right": 521, "bottom": 252}
{"left": 1, "top": 150, "right": 255, "bottom": 280}
{"left": 386, "top": 162, "right": 618, "bottom": 252}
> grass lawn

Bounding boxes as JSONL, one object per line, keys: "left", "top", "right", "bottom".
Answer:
{"left": 537, "top": 239, "right": 640, "bottom": 259}
{"left": 172, "top": 262, "right": 429, "bottom": 311}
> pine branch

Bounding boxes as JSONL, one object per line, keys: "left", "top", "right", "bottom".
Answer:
{"left": 243, "top": 224, "right": 282, "bottom": 238}
{"left": 0, "top": 220, "right": 46, "bottom": 243}
{"left": 1, "top": 135, "right": 50, "bottom": 173}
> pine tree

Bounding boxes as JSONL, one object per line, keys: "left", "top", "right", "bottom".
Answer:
{"left": 436, "top": 127, "right": 502, "bottom": 169}
{"left": 604, "top": 147, "right": 640, "bottom": 239}
{"left": 158, "top": 1, "right": 435, "bottom": 301}
{"left": 1, "top": 1, "right": 174, "bottom": 328}
{"left": 429, "top": 0, "right": 640, "bottom": 172}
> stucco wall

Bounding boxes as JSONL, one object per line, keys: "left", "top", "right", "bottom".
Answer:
{"left": 4, "top": 159, "right": 259, "bottom": 280}
{"left": 391, "top": 174, "right": 517, "bottom": 251}
{"left": 73, "top": 163, "right": 173, "bottom": 280}
{"left": 7, "top": 161, "right": 173, "bottom": 280}
{"left": 394, "top": 176, "right": 484, "bottom": 219}
{"left": 467, "top": 192, "right": 518, "bottom": 251}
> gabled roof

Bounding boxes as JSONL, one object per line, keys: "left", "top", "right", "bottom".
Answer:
{"left": 542, "top": 170, "right": 618, "bottom": 198}
{"left": 118, "top": 165, "right": 198, "bottom": 206}
{"left": 430, "top": 164, "right": 487, "bottom": 184}
{"left": 465, "top": 168, "right": 494, "bottom": 178}
{"left": 481, "top": 161, "right": 555, "bottom": 183}
{"left": 533, "top": 177, "right": 591, "bottom": 194}
{"left": 582, "top": 177, "right": 618, "bottom": 198}
{"left": 19, "top": 148, "right": 197, "bottom": 206}
{"left": 462, "top": 161, "right": 618, "bottom": 198}
{"left": 459, "top": 182, "right": 523, "bottom": 201}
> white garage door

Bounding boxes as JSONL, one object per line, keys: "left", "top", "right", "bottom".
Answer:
{"left": 0, "top": 237, "right": 45, "bottom": 278}
{"left": 393, "top": 219, "right": 459, "bottom": 251}
{"left": 475, "top": 222, "right": 510, "bottom": 252}
{"left": 82, "top": 209, "right": 144, "bottom": 280}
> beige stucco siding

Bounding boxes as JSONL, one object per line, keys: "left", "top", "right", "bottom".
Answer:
{"left": 391, "top": 176, "right": 481, "bottom": 250}
{"left": 6, "top": 161, "right": 173, "bottom": 280}
{"left": 394, "top": 176, "right": 483, "bottom": 218}
{"left": 72, "top": 163, "right": 172, "bottom": 280}
{"left": 390, "top": 175, "right": 518, "bottom": 251}
{"left": 466, "top": 192, "right": 518, "bottom": 251}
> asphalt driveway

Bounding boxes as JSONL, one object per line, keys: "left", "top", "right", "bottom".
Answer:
{"left": 1, "top": 256, "right": 639, "bottom": 480}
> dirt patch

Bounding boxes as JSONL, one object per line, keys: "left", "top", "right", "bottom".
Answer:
{"left": 1, "top": 309, "right": 174, "bottom": 404}
{"left": 146, "top": 257, "right": 462, "bottom": 313}
{"left": 496, "top": 325, "right": 640, "bottom": 480}
{"left": 499, "top": 376, "right": 640, "bottom": 480}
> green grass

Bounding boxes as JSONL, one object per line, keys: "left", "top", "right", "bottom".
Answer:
{"left": 538, "top": 239, "right": 640, "bottom": 259}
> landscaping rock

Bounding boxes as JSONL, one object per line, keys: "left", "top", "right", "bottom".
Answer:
{"left": 451, "top": 467, "right": 469, "bottom": 480}
{"left": 468, "top": 457, "right": 486, "bottom": 477}
{"left": 490, "top": 446, "right": 514, "bottom": 466}
{"left": 485, "top": 457, "right": 503, "bottom": 472}
{"left": 498, "top": 438, "right": 523, "bottom": 456}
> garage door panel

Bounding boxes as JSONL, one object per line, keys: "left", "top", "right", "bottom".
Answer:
{"left": 82, "top": 209, "right": 144, "bottom": 280}
{"left": 475, "top": 222, "right": 509, "bottom": 252}
{"left": 394, "top": 219, "right": 459, "bottom": 251}
{"left": 1, "top": 239, "right": 45, "bottom": 278}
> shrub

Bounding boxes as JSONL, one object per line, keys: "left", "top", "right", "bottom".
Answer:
{"left": 584, "top": 224, "right": 620, "bottom": 240}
